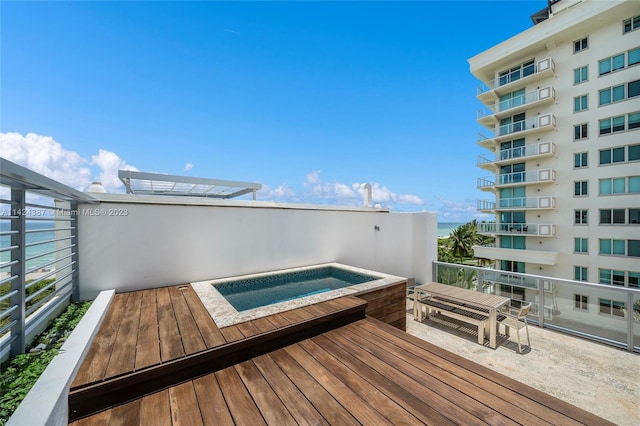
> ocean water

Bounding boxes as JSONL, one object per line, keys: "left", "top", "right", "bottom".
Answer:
{"left": 0, "top": 221, "right": 58, "bottom": 272}
{"left": 437, "top": 222, "right": 466, "bottom": 238}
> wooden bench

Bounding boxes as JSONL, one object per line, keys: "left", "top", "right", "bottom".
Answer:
{"left": 419, "top": 296, "right": 489, "bottom": 345}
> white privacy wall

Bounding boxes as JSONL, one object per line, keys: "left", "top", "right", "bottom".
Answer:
{"left": 77, "top": 196, "right": 437, "bottom": 300}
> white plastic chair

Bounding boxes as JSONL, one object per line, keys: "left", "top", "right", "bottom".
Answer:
{"left": 499, "top": 302, "right": 531, "bottom": 353}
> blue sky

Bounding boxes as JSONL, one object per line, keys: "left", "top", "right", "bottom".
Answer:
{"left": 1, "top": 1, "right": 547, "bottom": 222}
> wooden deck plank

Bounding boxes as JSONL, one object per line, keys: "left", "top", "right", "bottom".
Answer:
{"left": 278, "top": 306, "right": 310, "bottom": 323}
{"left": 109, "top": 398, "right": 141, "bottom": 426}
{"left": 248, "top": 316, "right": 278, "bottom": 334}
{"left": 135, "top": 289, "right": 161, "bottom": 371}
{"left": 235, "top": 319, "right": 263, "bottom": 338}
{"left": 192, "top": 374, "right": 234, "bottom": 426}
{"left": 356, "top": 318, "right": 613, "bottom": 426}
{"left": 252, "top": 353, "right": 329, "bottom": 426}
{"left": 181, "top": 285, "right": 227, "bottom": 348}
{"left": 298, "top": 338, "right": 422, "bottom": 425}
{"left": 68, "top": 409, "right": 111, "bottom": 426}
{"left": 263, "top": 312, "right": 292, "bottom": 328}
{"left": 234, "top": 360, "right": 298, "bottom": 425}
{"left": 219, "top": 324, "right": 245, "bottom": 343}
{"left": 268, "top": 348, "right": 360, "bottom": 426}
{"left": 323, "top": 325, "right": 489, "bottom": 426}
{"left": 283, "top": 344, "right": 394, "bottom": 425}
{"left": 215, "top": 367, "right": 266, "bottom": 425}
{"left": 156, "top": 287, "right": 185, "bottom": 361}
{"left": 105, "top": 291, "right": 143, "bottom": 378}
{"left": 345, "top": 320, "right": 548, "bottom": 426}
{"left": 71, "top": 292, "right": 130, "bottom": 388}
{"left": 168, "top": 286, "right": 207, "bottom": 355}
{"left": 310, "top": 333, "right": 457, "bottom": 426}
{"left": 140, "top": 389, "right": 171, "bottom": 426}
{"left": 169, "top": 381, "right": 204, "bottom": 426}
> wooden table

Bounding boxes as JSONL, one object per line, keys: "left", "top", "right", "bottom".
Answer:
{"left": 413, "top": 282, "right": 511, "bottom": 349}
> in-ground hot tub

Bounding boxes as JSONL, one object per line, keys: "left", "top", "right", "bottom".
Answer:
{"left": 191, "top": 263, "right": 407, "bottom": 328}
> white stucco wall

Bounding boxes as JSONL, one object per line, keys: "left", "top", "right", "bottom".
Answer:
{"left": 76, "top": 195, "right": 436, "bottom": 300}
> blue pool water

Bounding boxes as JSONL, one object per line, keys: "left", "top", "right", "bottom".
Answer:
{"left": 215, "top": 266, "right": 379, "bottom": 312}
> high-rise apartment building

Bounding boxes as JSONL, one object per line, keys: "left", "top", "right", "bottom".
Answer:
{"left": 468, "top": 0, "right": 639, "bottom": 309}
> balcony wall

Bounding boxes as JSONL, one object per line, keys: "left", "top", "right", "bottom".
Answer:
{"left": 76, "top": 195, "right": 437, "bottom": 300}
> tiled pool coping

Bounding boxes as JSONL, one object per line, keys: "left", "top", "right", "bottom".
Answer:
{"left": 191, "top": 262, "right": 407, "bottom": 327}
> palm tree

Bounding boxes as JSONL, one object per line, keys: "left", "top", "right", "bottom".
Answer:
{"left": 449, "top": 222, "right": 478, "bottom": 264}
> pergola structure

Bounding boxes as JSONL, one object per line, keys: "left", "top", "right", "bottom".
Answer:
{"left": 118, "top": 170, "right": 262, "bottom": 200}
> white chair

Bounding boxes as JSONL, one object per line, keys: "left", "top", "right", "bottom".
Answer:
{"left": 499, "top": 302, "right": 531, "bottom": 353}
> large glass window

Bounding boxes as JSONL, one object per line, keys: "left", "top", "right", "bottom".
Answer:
{"left": 599, "top": 239, "right": 626, "bottom": 255}
{"left": 599, "top": 299, "right": 625, "bottom": 317}
{"left": 600, "top": 209, "right": 625, "bottom": 224}
{"left": 629, "top": 47, "right": 640, "bottom": 66}
{"left": 599, "top": 147, "right": 625, "bottom": 165}
{"left": 629, "top": 240, "right": 640, "bottom": 257}
{"left": 629, "top": 112, "right": 640, "bottom": 129}
{"left": 599, "top": 53, "right": 625, "bottom": 75}
{"left": 629, "top": 80, "right": 640, "bottom": 98}
{"left": 498, "top": 60, "right": 535, "bottom": 87}
{"left": 499, "top": 89, "right": 525, "bottom": 111}
{"left": 499, "top": 138, "right": 525, "bottom": 160}
{"left": 599, "top": 85, "right": 625, "bottom": 105}
{"left": 630, "top": 208, "right": 640, "bottom": 224}
{"left": 599, "top": 115, "right": 625, "bottom": 135}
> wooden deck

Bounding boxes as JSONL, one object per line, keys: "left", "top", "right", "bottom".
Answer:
{"left": 69, "top": 286, "right": 613, "bottom": 425}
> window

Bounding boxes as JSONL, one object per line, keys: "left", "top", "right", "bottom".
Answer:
{"left": 498, "top": 60, "right": 535, "bottom": 87}
{"left": 574, "top": 95, "right": 588, "bottom": 112}
{"left": 574, "top": 238, "right": 588, "bottom": 253}
{"left": 630, "top": 272, "right": 640, "bottom": 288}
{"left": 574, "top": 65, "right": 588, "bottom": 84}
{"left": 600, "top": 269, "right": 626, "bottom": 286}
{"left": 600, "top": 176, "right": 640, "bottom": 195}
{"left": 574, "top": 180, "right": 588, "bottom": 196}
{"left": 499, "top": 89, "right": 525, "bottom": 111}
{"left": 499, "top": 162, "right": 525, "bottom": 184}
{"left": 624, "top": 15, "right": 640, "bottom": 34}
{"left": 599, "top": 147, "right": 625, "bottom": 165}
{"left": 599, "top": 239, "right": 626, "bottom": 255}
{"left": 574, "top": 123, "right": 588, "bottom": 140}
{"left": 629, "top": 80, "right": 640, "bottom": 98}
{"left": 629, "top": 111, "right": 640, "bottom": 129}
{"left": 629, "top": 240, "right": 640, "bottom": 257}
{"left": 599, "top": 115, "right": 626, "bottom": 135}
{"left": 574, "top": 37, "right": 588, "bottom": 53}
{"left": 499, "top": 139, "right": 525, "bottom": 160}
{"left": 574, "top": 266, "right": 588, "bottom": 281}
{"left": 500, "top": 235, "right": 526, "bottom": 249}
{"left": 599, "top": 209, "right": 625, "bottom": 224}
{"left": 499, "top": 113, "right": 526, "bottom": 136}
{"left": 599, "top": 53, "right": 625, "bottom": 75}
{"left": 629, "top": 144, "right": 640, "bottom": 161}
{"left": 574, "top": 209, "right": 588, "bottom": 224}
{"left": 574, "top": 152, "right": 588, "bottom": 168}
{"left": 574, "top": 294, "right": 588, "bottom": 310}
{"left": 599, "top": 299, "right": 625, "bottom": 317}
{"left": 599, "top": 85, "right": 625, "bottom": 105}
{"left": 630, "top": 208, "right": 640, "bottom": 224}
{"left": 629, "top": 47, "right": 640, "bottom": 66}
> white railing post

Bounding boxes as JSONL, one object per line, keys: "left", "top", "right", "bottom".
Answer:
{"left": 10, "top": 188, "right": 26, "bottom": 356}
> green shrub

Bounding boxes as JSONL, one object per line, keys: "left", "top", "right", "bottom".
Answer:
{"left": 0, "top": 301, "right": 91, "bottom": 425}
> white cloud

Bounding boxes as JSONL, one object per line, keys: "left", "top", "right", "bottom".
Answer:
{"left": 259, "top": 183, "right": 296, "bottom": 200}
{"left": 90, "top": 149, "right": 138, "bottom": 192}
{"left": 353, "top": 182, "right": 424, "bottom": 206}
{"left": 434, "top": 195, "right": 492, "bottom": 222}
{"left": 0, "top": 132, "right": 92, "bottom": 190}
{"left": 184, "top": 163, "right": 193, "bottom": 172}
{"left": 1, "top": 132, "right": 137, "bottom": 193}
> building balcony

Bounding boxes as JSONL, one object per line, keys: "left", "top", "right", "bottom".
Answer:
{"left": 476, "top": 57, "right": 555, "bottom": 102}
{"left": 472, "top": 244, "right": 558, "bottom": 265}
{"left": 477, "top": 86, "right": 555, "bottom": 126}
{"left": 477, "top": 141, "right": 555, "bottom": 171}
{"left": 477, "top": 168, "right": 555, "bottom": 191}
{"left": 477, "top": 196, "right": 556, "bottom": 212}
{"left": 477, "top": 222, "right": 556, "bottom": 237}
{"left": 477, "top": 113, "right": 556, "bottom": 148}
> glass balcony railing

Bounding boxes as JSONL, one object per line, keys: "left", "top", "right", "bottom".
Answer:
{"left": 477, "top": 86, "right": 555, "bottom": 119}
{"left": 477, "top": 57, "right": 555, "bottom": 95}
{"left": 477, "top": 222, "right": 556, "bottom": 236}
{"left": 477, "top": 196, "right": 556, "bottom": 211}
{"left": 476, "top": 141, "right": 555, "bottom": 167}
{"left": 477, "top": 168, "right": 555, "bottom": 189}
{"left": 432, "top": 261, "right": 640, "bottom": 352}
{"left": 497, "top": 114, "right": 556, "bottom": 137}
